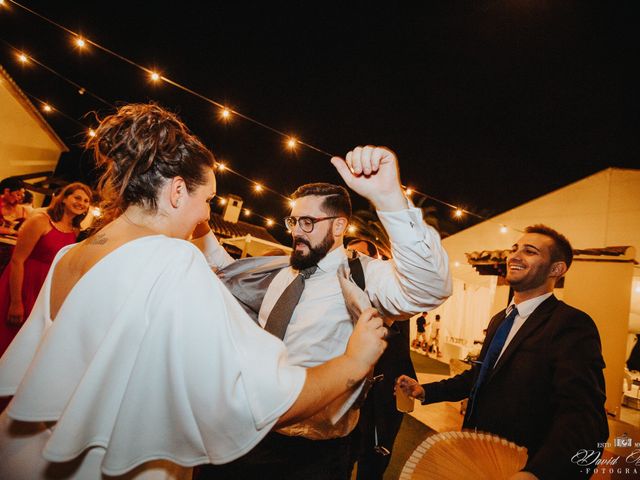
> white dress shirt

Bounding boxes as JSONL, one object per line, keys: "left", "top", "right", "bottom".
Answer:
{"left": 196, "top": 206, "right": 452, "bottom": 439}
{"left": 497, "top": 292, "right": 553, "bottom": 362}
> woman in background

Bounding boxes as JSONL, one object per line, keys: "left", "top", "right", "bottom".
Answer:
{"left": 0, "top": 182, "right": 91, "bottom": 357}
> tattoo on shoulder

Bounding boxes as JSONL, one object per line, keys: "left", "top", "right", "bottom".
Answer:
{"left": 347, "top": 378, "right": 358, "bottom": 389}
{"left": 87, "top": 233, "right": 108, "bottom": 245}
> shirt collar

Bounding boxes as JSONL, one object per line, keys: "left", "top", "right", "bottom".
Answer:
{"left": 509, "top": 292, "right": 553, "bottom": 319}
{"left": 315, "top": 246, "right": 347, "bottom": 274}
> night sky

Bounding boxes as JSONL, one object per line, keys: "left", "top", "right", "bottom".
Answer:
{"left": 1, "top": 0, "right": 637, "bottom": 242}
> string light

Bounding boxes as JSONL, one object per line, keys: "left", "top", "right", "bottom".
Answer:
{"left": 216, "top": 162, "right": 226, "bottom": 171}
{"left": 2, "top": 3, "right": 527, "bottom": 237}
{"left": 244, "top": 209, "right": 251, "bottom": 217}
{"left": 219, "top": 107, "right": 232, "bottom": 121}
{"left": 42, "top": 103, "right": 52, "bottom": 112}
{"left": 218, "top": 197, "right": 227, "bottom": 205}
{"left": 348, "top": 225, "right": 357, "bottom": 234}
{"left": 266, "top": 218, "right": 274, "bottom": 227}
{"left": 286, "top": 137, "right": 298, "bottom": 150}
{"left": 500, "top": 225, "right": 508, "bottom": 234}
{"left": 288, "top": 199, "right": 296, "bottom": 208}
{"left": 88, "top": 128, "right": 96, "bottom": 137}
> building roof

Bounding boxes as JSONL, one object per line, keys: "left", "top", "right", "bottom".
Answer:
{"left": 0, "top": 64, "right": 68, "bottom": 152}
{"left": 209, "top": 212, "right": 280, "bottom": 244}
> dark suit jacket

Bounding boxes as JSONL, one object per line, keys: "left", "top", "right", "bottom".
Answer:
{"left": 422, "top": 295, "right": 608, "bottom": 480}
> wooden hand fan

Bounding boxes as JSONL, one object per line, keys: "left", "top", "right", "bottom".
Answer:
{"left": 400, "top": 430, "right": 528, "bottom": 480}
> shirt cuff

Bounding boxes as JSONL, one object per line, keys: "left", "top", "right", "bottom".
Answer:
{"left": 376, "top": 206, "right": 432, "bottom": 245}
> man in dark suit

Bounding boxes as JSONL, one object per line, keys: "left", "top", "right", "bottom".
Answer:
{"left": 396, "top": 224, "right": 608, "bottom": 479}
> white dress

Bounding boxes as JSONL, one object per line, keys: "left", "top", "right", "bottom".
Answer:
{"left": 0, "top": 236, "right": 306, "bottom": 479}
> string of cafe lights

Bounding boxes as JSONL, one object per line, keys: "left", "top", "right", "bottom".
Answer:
{"left": 14, "top": 89, "right": 289, "bottom": 231}
{"left": 1, "top": 0, "right": 518, "bottom": 236}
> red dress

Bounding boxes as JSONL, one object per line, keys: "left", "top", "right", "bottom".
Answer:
{"left": 0, "top": 221, "right": 77, "bottom": 356}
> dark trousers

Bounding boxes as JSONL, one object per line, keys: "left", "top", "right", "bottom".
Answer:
{"left": 349, "top": 396, "right": 404, "bottom": 480}
{"left": 197, "top": 431, "right": 354, "bottom": 480}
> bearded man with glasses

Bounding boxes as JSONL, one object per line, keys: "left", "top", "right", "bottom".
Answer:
{"left": 193, "top": 146, "right": 452, "bottom": 480}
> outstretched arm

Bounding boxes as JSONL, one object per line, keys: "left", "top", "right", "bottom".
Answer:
{"left": 332, "top": 146, "right": 452, "bottom": 316}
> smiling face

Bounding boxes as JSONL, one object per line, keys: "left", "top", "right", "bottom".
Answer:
{"left": 62, "top": 189, "right": 91, "bottom": 217}
{"left": 506, "top": 232, "right": 566, "bottom": 301}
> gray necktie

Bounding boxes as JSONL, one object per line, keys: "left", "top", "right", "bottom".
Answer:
{"left": 264, "top": 265, "right": 317, "bottom": 339}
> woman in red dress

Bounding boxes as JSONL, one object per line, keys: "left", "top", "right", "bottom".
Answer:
{"left": 0, "top": 182, "right": 92, "bottom": 356}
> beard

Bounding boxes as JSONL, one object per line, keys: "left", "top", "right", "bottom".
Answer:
{"left": 507, "top": 263, "right": 552, "bottom": 292}
{"left": 290, "top": 229, "right": 334, "bottom": 270}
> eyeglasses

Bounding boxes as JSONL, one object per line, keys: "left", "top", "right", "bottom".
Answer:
{"left": 284, "top": 215, "right": 340, "bottom": 233}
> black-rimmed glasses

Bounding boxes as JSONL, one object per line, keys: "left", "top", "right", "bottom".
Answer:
{"left": 284, "top": 216, "right": 340, "bottom": 233}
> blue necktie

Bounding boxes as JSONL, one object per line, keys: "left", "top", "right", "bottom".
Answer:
{"left": 467, "top": 306, "right": 518, "bottom": 417}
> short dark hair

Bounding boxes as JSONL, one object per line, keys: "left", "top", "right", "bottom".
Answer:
{"left": 291, "top": 183, "right": 352, "bottom": 219}
{"left": 0, "top": 177, "right": 23, "bottom": 193}
{"left": 525, "top": 224, "right": 573, "bottom": 269}
{"left": 22, "top": 190, "right": 34, "bottom": 204}
{"left": 47, "top": 182, "right": 93, "bottom": 228}
{"left": 87, "top": 103, "right": 215, "bottom": 224}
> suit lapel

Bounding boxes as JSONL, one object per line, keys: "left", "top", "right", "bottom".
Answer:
{"left": 489, "top": 295, "right": 559, "bottom": 379}
{"left": 219, "top": 256, "right": 290, "bottom": 322}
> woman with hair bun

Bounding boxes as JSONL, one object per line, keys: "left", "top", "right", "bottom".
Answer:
{"left": 0, "top": 182, "right": 91, "bottom": 358}
{"left": 0, "top": 103, "right": 386, "bottom": 479}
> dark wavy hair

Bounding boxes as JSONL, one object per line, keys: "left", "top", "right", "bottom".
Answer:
{"left": 87, "top": 103, "right": 215, "bottom": 225}
{"left": 47, "top": 182, "right": 93, "bottom": 228}
{"left": 291, "top": 183, "right": 352, "bottom": 219}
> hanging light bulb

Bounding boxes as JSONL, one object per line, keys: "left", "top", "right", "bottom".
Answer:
{"left": 288, "top": 199, "right": 296, "bottom": 208}
{"left": 75, "top": 36, "right": 87, "bottom": 48}
{"left": 216, "top": 162, "right": 226, "bottom": 171}
{"left": 149, "top": 71, "right": 161, "bottom": 82}
{"left": 266, "top": 218, "right": 274, "bottom": 227}
{"left": 243, "top": 209, "right": 251, "bottom": 217}
{"left": 405, "top": 188, "right": 413, "bottom": 196}
{"left": 454, "top": 208, "right": 463, "bottom": 218}
{"left": 42, "top": 103, "right": 52, "bottom": 113}
{"left": 88, "top": 129, "right": 96, "bottom": 137}
{"left": 219, "top": 107, "right": 232, "bottom": 121}
{"left": 218, "top": 197, "right": 227, "bottom": 205}
{"left": 17, "top": 52, "right": 29, "bottom": 64}
{"left": 286, "top": 137, "right": 298, "bottom": 150}
{"left": 500, "top": 225, "right": 508, "bottom": 234}
{"left": 253, "top": 183, "right": 263, "bottom": 193}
